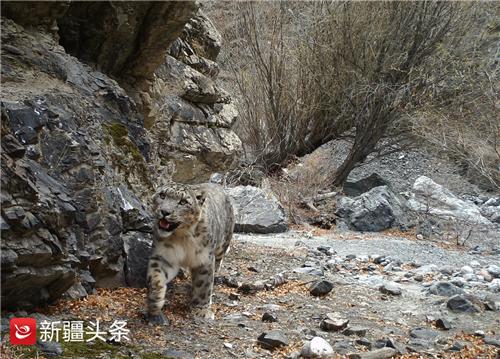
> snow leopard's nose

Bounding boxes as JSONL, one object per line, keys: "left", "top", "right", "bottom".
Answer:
{"left": 161, "top": 210, "right": 171, "bottom": 218}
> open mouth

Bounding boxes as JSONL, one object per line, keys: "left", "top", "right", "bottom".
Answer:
{"left": 158, "top": 219, "right": 179, "bottom": 232}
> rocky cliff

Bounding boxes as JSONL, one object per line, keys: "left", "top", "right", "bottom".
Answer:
{"left": 1, "top": 1, "right": 242, "bottom": 310}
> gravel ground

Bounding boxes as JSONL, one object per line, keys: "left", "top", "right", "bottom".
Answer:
{"left": 2, "top": 231, "right": 500, "bottom": 359}
{"left": 235, "top": 231, "right": 500, "bottom": 268}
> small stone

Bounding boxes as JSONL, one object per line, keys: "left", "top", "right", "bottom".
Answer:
{"left": 247, "top": 266, "right": 259, "bottom": 272}
{"left": 487, "top": 265, "right": 500, "bottom": 278}
{"left": 262, "top": 312, "right": 277, "bottom": 323}
{"left": 379, "top": 283, "right": 402, "bottom": 296}
{"left": 446, "top": 294, "right": 481, "bottom": 313}
{"left": 484, "top": 294, "right": 499, "bottom": 311}
{"left": 474, "top": 330, "right": 485, "bottom": 338}
{"left": 257, "top": 330, "right": 289, "bottom": 350}
{"left": 36, "top": 340, "right": 63, "bottom": 357}
{"left": 343, "top": 326, "right": 368, "bottom": 337}
{"left": 429, "top": 282, "right": 464, "bottom": 297}
{"left": 320, "top": 315, "right": 349, "bottom": 332}
{"left": 228, "top": 293, "right": 240, "bottom": 301}
{"left": 413, "top": 274, "right": 424, "bottom": 282}
{"left": 435, "top": 318, "right": 452, "bottom": 330}
{"left": 317, "top": 245, "right": 335, "bottom": 255}
{"left": 301, "top": 337, "right": 334, "bottom": 358}
{"left": 239, "top": 281, "right": 265, "bottom": 294}
{"left": 348, "top": 347, "right": 397, "bottom": 359}
{"left": 224, "top": 343, "right": 233, "bottom": 349}
{"left": 309, "top": 280, "right": 334, "bottom": 296}
{"left": 448, "top": 341, "right": 466, "bottom": 352}
{"left": 460, "top": 266, "right": 474, "bottom": 274}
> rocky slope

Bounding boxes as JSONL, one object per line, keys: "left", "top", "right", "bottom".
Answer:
{"left": 1, "top": 1, "right": 241, "bottom": 310}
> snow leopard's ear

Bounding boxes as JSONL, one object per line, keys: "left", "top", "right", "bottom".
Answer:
{"left": 193, "top": 188, "right": 206, "bottom": 206}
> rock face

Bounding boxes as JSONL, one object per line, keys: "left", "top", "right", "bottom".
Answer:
{"left": 1, "top": 3, "right": 241, "bottom": 309}
{"left": 226, "top": 186, "right": 287, "bottom": 234}
{"left": 336, "top": 186, "right": 406, "bottom": 232}
{"left": 407, "top": 176, "right": 490, "bottom": 224}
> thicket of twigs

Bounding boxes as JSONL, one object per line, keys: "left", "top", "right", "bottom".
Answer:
{"left": 210, "top": 1, "right": 498, "bottom": 191}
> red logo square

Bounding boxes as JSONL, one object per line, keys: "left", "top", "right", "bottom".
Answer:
{"left": 10, "top": 318, "right": 37, "bottom": 345}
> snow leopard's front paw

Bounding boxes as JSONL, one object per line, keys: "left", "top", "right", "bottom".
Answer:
{"left": 147, "top": 313, "right": 169, "bottom": 326}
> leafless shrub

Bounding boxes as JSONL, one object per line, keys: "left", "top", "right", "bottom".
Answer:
{"left": 224, "top": 2, "right": 477, "bottom": 188}
{"left": 269, "top": 154, "right": 331, "bottom": 224}
{"left": 411, "top": 4, "right": 499, "bottom": 191}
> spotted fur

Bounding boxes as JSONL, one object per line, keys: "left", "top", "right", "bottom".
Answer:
{"left": 146, "top": 183, "right": 234, "bottom": 324}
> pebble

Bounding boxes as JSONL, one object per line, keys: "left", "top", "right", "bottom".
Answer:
{"left": 343, "top": 326, "right": 368, "bottom": 337}
{"left": 460, "top": 266, "right": 474, "bottom": 274}
{"left": 301, "top": 337, "right": 334, "bottom": 358}
{"left": 262, "top": 312, "right": 278, "bottom": 322}
{"left": 379, "top": 282, "right": 402, "bottom": 296}
{"left": 448, "top": 341, "right": 466, "bottom": 352}
{"left": 446, "top": 294, "right": 481, "bottom": 313}
{"left": 428, "top": 281, "right": 464, "bottom": 297}
{"left": 257, "top": 330, "right": 289, "bottom": 350}
{"left": 309, "top": 280, "right": 334, "bottom": 296}
{"left": 320, "top": 315, "right": 349, "bottom": 332}
{"left": 435, "top": 318, "right": 452, "bottom": 330}
{"left": 413, "top": 274, "right": 424, "bottom": 282}
{"left": 355, "top": 338, "right": 372, "bottom": 348}
{"left": 487, "top": 265, "right": 500, "bottom": 278}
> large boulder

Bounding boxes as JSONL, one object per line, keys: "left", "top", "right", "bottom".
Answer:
{"left": 226, "top": 186, "right": 288, "bottom": 234}
{"left": 336, "top": 186, "right": 407, "bottom": 232}
{"left": 407, "top": 176, "right": 490, "bottom": 224}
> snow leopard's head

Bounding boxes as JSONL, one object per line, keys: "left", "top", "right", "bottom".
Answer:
{"left": 152, "top": 184, "right": 205, "bottom": 237}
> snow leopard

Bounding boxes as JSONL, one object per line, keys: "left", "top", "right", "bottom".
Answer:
{"left": 146, "top": 182, "right": 234, "bottom": 325}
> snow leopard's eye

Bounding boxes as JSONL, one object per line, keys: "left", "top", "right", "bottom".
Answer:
{"left": 179, "top": 199, "right": 188, "bottom": 205}
{"left": 159, "top": 192, "right": 166, "bottom": 200}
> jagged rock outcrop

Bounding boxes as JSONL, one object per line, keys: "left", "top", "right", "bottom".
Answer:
{"left": 147, "top": 11, "right": 242, "bottom": 183}
{"left": 1, "top": 2, "right": 241, "bottom": 309}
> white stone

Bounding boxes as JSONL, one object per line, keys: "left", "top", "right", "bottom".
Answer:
{"left": 460, "top": 266, "right": 474, "bottom": 274}
{"left": 406, "top": 176, "right": 490, "bottom": 224}
{"left": 301, "top": 337, "right": 334, "bottom": 358}
{"left": 487, "top": 265, "right": 500, "bottom": 278}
